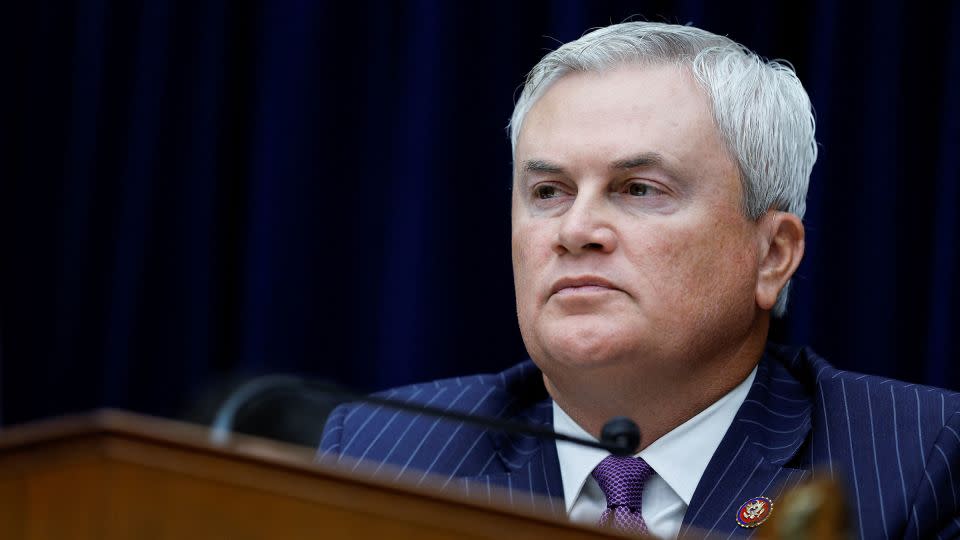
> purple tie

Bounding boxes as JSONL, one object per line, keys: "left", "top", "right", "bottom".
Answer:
{"left": 592, "top": 455, "right": 655, "bottom": 534}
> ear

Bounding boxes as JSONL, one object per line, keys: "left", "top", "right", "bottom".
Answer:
{"left": 755, "top": 211, "right": 805, "bottom": 311}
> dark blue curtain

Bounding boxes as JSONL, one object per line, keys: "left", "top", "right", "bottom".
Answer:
{"left": 2, "top": 1, "right": 958, "bottom": 427}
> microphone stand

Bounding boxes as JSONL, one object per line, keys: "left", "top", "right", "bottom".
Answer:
{"left": 210, "top": 375, "right": 641, "bottom": 456}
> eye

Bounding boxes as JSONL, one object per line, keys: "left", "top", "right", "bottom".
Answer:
{"left": 534, "top": 184, "right": 565, "bottom": 199}
{"left": 626, "top": 182, "right": 661, "bottom": 197}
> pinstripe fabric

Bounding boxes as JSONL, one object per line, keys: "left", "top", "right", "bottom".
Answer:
{"left": 320, "top": 345, "right": 960, "bottom": 538}
{"left": 318, "top": 361, "right": 564, "bottom": 515}
{"left": 682, "top": 345, "right": 960, "bottom": 539}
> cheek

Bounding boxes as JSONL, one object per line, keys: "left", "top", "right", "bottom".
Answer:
{"left": 511, "top": 224, "right": 545, "bottom": 306}
{"left": 512, "top": 226, "right": 546, "bottom": 352}
{"left": 630, "top": 221, "right": 757, "bottom": 308}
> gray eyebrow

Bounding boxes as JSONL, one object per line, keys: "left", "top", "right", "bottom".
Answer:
{"left": 521, "top": 159, "right": 565, "bottom": 174}
{"left": 610, "top": 152, "right": 666, "bottom": 170}
{"left": 521, "top": 153, "right": 668, "bottom": 175}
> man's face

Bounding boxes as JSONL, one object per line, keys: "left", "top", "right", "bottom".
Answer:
{"left": 512, "top": 64, "right": 765, "bottom": 380}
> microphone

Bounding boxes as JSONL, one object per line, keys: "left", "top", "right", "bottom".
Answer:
{"left": 600, "top": 416, "right": 641, "bottom": 457}
{"left": 210, "top": 375, "right": 641, "bottom": 456}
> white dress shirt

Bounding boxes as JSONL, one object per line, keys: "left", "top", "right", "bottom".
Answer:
{"left": 552, "top": 367, "right": 757, "bottom": 539}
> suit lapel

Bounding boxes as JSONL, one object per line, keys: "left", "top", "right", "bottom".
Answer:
{"left": 681, "top": 349, "right": 813, "bottom": 537}
{"left": 460, "top": 393, "right": 566, "bottom": 515}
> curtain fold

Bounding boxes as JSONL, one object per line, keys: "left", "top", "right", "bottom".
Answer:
{"left": 2, "top": 0, "right": 957, "bottom": 426}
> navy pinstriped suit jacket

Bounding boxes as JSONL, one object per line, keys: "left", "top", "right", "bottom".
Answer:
{"left": 319, "top": 345, "right": 960, "bottom": 538}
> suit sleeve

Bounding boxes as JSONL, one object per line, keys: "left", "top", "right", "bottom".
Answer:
{"left": 909, "top": 403, "right": 960, "bottom": 539}
{"left": 317, "top": 404, "right": 349, "bottom": 458}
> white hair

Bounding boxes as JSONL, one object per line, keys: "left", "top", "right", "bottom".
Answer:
{"left": 508, "top": 22, "right": 817, "bottom": 317}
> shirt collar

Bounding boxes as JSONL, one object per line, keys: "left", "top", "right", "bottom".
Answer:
{"left": 553, "top": 366, "right": 757, "bottom": 511}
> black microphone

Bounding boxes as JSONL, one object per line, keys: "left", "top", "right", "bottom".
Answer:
{"left": 210, "top": 375, "right": 641, "bottom": 456}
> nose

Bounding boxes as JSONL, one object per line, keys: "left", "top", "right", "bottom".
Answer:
{"left": 554, "top": 193, "right": 617, "bottom": 256}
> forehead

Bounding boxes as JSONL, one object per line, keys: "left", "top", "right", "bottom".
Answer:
{"left": 515, "top": 63, "right": 737, "bottom": 184}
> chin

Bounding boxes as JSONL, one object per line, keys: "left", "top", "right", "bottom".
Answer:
{"left": 530, "top": 318, "right": 637, "bottom": 370}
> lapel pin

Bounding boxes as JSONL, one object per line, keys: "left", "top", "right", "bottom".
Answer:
{"left": 736, "top": 496, "right": 773, "bottom": 528}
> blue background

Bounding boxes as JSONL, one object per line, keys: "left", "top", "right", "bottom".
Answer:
{"left": 2, "top": 0, "right": 958, "bottom": 427}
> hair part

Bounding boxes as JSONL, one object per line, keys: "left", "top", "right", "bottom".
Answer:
{"left": 508, "top": 22, "right": 817, "bottom": 317}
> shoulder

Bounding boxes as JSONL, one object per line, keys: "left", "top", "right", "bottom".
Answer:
{"left": 318, "top": 359, "right": 547, "bottom": 455}
{"left": 375, "top": 359, "right": 543, "bottom": 406}
{"left": 767, "top": 344, "right": 960, "bottom": 537}
{"left": 769, "top": 343, "right": 960, "bottom": 417}
{"left": 345, "top": 359, "right": 545, "bottom": 416}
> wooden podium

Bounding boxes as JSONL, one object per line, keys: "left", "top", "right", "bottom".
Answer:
{"left": 0, "top": 410, "right": 627, "bottom": 539}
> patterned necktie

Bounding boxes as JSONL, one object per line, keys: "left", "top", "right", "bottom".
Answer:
{"left": 592, "top": 455, "right": 655, "bottom": 534}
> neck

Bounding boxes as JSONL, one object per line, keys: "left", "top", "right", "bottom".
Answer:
{"left": 543, "top": 321, "right": 768, "bottom": 449}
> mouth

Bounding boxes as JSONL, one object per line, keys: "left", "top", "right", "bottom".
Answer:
{"left": 550, "top": 276, "right": 622, "bottom": 297}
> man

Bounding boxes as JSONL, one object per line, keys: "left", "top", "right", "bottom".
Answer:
{"left": 320, "top": 22, "right": 960, "bottom": 539}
